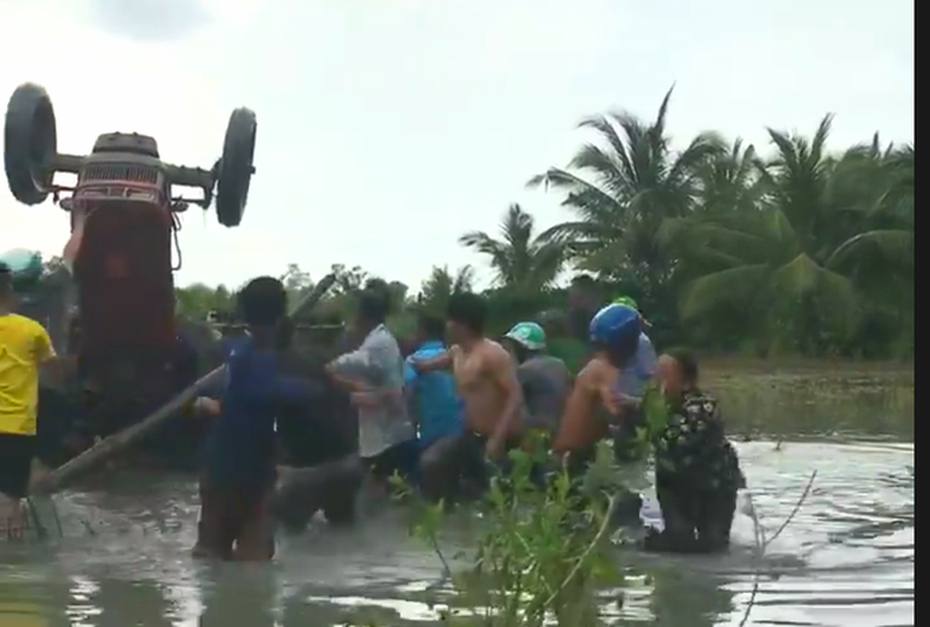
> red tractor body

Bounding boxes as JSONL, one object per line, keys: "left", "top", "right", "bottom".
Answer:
{"left": 4, "top": 83, "right": 256, "bottom": 463}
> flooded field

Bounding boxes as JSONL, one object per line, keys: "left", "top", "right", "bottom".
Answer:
{"left": 0, "top": 365, "right": 914, "bottom": 626}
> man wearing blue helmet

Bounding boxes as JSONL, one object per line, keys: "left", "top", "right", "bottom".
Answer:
{"left": 552, "top": 302, "right": 646, "bottom": 522}
{"left": 553, "top": 303, "right": 641, "bottom": 461}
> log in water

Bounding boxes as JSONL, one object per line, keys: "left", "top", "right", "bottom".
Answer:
{"left": 31, "top": 274, "right": 338, "bottom": 495}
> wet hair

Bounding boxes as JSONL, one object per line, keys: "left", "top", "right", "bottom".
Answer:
{"left": 446, "top": 292, "right": 487, "bottom": 335}
{"left": 0, "top": 264, "right": 12, "bottom": 297}
{"left": 417, "top": 310, "right": 445, "bottom": 341}
{"left": 666, "top": 348, "right": 699, "bottom": 385}
{"left": 357, "top": 287, "right": 389, "bottom": 325}
{"left": 237, "top": 276, "right": 287, "bottom": 327}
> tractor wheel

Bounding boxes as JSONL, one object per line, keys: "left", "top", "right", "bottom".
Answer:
{"left": 4, "top": 83, "right": 57, "bottom": 205}
{"left": 215, "top": 107, "right": 256, "bottom": 227}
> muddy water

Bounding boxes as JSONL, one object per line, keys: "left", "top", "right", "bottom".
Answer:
{"left": 0, "top": 367, "right": 914, "bottom": 626}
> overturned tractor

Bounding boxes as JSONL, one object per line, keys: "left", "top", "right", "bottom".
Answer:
{"left": 4, "top": 82, "right": 256, "bottom": 470}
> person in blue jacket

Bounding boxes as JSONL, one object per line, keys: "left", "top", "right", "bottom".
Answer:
{"left": 610, "top": 295, "right": 658, "bottom": 461}
{"left": 190, "top": 277, "right": 323, "bottom": 561}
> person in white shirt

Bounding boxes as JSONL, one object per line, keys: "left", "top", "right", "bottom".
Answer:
{"left": 326, "top": 286, "right": 416, "bottom": 489}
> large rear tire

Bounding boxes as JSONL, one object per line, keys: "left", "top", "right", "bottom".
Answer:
{"left": 4, "top": 83, "right": 57, "bottom": 205}
{"left": 215, "top": 107, "right": 256, "bottom": 227}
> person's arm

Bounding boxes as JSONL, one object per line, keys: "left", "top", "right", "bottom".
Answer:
{"left": 403, "top": 359, "right": 420, "bottom": 426}
{"left": 325, "top": 347, "right": 373, "bottom": 393}
{"left": 485, "top": 348, "right": 524, "bottom": 458}
{"left": 410, "top": 348, "right": 454, "bottom": 374}
{"left": 552, "top": 365, "right": 600, "bottom": 456}
{"left": 277, "top": 375, "right": 328, "bottom": 405}
{"left": 34, "top": 326, "right": 74, "bottom": 384}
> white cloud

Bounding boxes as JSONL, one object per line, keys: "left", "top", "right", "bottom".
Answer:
{"left": 0, "top": 0, "right": 913, "bottom": 292}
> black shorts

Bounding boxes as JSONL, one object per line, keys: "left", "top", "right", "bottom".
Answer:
{"left": 0, "top": 433, "right": 36, "bottom": 499}
{"left": 365, "top": 439, "right": 419, "bottom": 481}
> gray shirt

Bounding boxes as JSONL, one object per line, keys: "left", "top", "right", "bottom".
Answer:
{"left": 330, "top": 324, "right": 414, "bottom": 458}
{"left": 517, "top": 354, "right": 571, "bottom": 433}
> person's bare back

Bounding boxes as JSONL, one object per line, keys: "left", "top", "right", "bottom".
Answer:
{"left": 450, "top": 339, "right": 521, "bottom": 439}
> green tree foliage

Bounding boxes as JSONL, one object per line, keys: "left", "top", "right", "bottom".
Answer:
{"left": 459, "top": 203, "right": 567, "bottom": 295}
{"left": 529, "top": 96, "right": 913, "bottom": 358}
{"left": 416, "top": 264, "right": 475, "bottom": 314}
{"left": 173, "top": 96, "right": 911, "bottom": 359}
{"left": 174, "top": 282, "right": 234, "bottom": 320}
{"left": 656, "top": 117, "right": 913, "bottom": 356}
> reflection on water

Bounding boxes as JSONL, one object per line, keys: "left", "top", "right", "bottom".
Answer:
{"left": 0, "top": 370, "right": 914, "bottom": 627}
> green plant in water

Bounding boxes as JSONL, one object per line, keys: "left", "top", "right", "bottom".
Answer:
{"left": 392, "top": 435, "right": 628, "bottom": 626}
{"left": 612, "top": 380, "right": 672, "bottom": 462}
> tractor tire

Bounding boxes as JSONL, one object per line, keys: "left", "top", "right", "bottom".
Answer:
{"left": 4, "top": 83, "right": 57, "bottom": 205}
{"left": 215, "top": 107, "right": 256, "bottom": 227}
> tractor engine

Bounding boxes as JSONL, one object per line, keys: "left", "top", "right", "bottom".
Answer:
{"left": 66, "top": 134, "right": 181, "bottom": 435}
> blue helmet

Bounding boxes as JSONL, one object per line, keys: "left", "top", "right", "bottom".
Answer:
{"left": 588, "top": 303, "right": 641, "bottom": 347}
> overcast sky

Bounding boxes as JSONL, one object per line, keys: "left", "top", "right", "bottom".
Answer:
{"left": 0, "top": 0, "right": 913, "bottom": 292}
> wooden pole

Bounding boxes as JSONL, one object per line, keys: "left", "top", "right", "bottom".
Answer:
{"left": 32, "top": 273, "right": 338, "bottom": 495}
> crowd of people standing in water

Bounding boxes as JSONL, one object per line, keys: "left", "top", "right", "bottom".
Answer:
{"left": 188, "top": 274, "right": 745, "bottom": 562}
{"left": 0, "top": 262, "right": 744, "bottom": 561}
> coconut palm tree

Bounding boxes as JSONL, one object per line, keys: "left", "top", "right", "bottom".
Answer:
{"left": 526, "top": 87, "right": 724, "bottom": 282}
{"left": 459, "top": 203, "right": 566, "bottom": 294}
{"left": 417, "top": 264, "right": 475, "bottom": 312}
{"left": 661, "top": 115, "right": 914, "bottom": 354}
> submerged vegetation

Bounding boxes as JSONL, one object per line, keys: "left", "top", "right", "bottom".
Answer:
{"left": 177, "top": 89, "right": 913, "bottom": 359}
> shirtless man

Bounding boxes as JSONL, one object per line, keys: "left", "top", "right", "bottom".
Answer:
{"left": 552, "top": 303, "right": 644, "bottom": 521}
{"left": 412, "top": 292, "right": 522, "bottom": 487}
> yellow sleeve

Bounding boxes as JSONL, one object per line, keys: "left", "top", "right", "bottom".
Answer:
{"left": 33, "top": 323, "right": 56, "bottom": 363}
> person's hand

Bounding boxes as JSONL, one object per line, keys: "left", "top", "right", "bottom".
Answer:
{"left": 615, "top": 393, "right": 641, "bottom": 410}
{"left": 192, "top": 397, "right": 220, "bottom": 417}
{"left": 350, "top": 390, "right": 380, "bottom": 408}
{"left": 484, "top": 436, "right": 504, "bottom": 460}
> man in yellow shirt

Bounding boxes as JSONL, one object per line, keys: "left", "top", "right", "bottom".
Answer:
{"left": 0, "top": 263, "right": 67, "bottom": 535}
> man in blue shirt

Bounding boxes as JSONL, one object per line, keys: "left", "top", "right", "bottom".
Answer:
{"left": 611, "top": 296, "right": 658, "bottom": 398}
{"left": 610, "top": 295, "right": 658, "bottom": 462}
{"left": 404, "top": 311, "right": 464, "bottom": 501}
{"left": 190, "top": 277, "right": 321, "bottom": 561}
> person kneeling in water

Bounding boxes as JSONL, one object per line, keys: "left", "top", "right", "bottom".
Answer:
{"left": 551, "top": 303, "right": 644, "bottom": 521}
{"left": 643, "top": 349, "right": 745, "bottom": 554}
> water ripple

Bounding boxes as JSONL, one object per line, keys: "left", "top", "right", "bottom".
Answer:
{"left": 0, "top": 440, "right": 913, "bottom": 626}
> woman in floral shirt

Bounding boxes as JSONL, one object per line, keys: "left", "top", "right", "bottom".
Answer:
{"left": 644, "top": 349, "right": 745, "bottom": 553}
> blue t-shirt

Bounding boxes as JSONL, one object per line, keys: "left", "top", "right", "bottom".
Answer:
{"left": 204, "top": 338, "right": 318, "bottom": 488}
{"left": 404, "top": 341, "right": 463, "bottom": 448}
{"left": 612, "top": 332, "right": 658, "bottom": 398}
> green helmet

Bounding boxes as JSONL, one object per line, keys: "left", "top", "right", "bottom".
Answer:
{"left": 613, "top": 295, "right": 639, "bottom": 311}
{"left": 613, "top": 295, "right": 652, "bottom": 327}
{"left": 504, "top": 321, "right": 547, "bottom": 351}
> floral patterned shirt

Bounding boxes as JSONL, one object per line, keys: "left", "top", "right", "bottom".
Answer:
{"left": 653, "top": 389, "right": 744, "bottom": 491}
